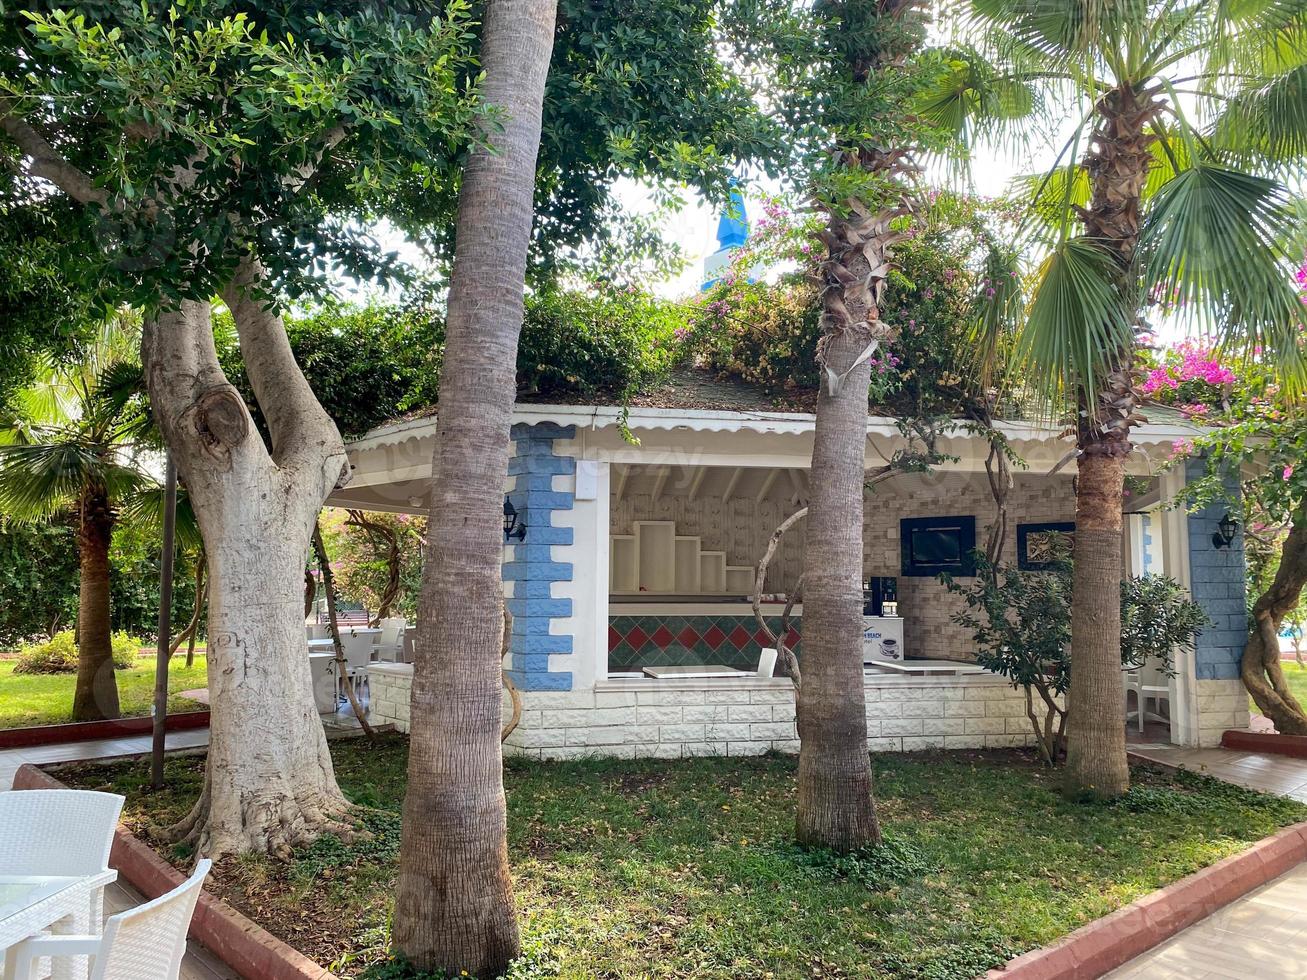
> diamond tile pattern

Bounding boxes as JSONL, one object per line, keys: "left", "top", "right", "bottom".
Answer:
{"left": 608, "top": 614, "right": 803, "bottom": 670}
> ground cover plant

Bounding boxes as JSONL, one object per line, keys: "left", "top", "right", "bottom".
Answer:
{"left": 0, "top": 654, "right": 207, "bottom": 729}
{"left": 56, "top": 735, "right": 1307, "bottom": 980}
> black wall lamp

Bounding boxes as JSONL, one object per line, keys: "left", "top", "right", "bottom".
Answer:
{"left": 1212, "top": 513, "right": 1239, "bottom": 550}
{"left": 503, "top": 495, "right": 527, "bottom": 543}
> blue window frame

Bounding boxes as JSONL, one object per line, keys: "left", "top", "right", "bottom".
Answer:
{"left": 900, "top": 516, "right": 977, "bottom": 577}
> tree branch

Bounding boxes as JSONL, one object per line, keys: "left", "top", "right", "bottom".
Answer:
{"left": 221, "top": 254, "right": 347, "bottom": 485}
{"left": 0, "top": 100, "right": 107, "bottom": 205}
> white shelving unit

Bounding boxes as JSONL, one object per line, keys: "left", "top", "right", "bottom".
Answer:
{"left": 610, "top": 521, "right": 764, "bottom": 597}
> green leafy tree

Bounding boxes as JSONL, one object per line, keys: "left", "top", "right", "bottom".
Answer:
{"left": 948, "top": 559, "right": 1207, "bottom": 765}
{"left": 943, "top": 0, "right": 1307, "bottom": 797}
{"left": 0, "top": 319, "right": 152, "bottom": 720}
{"left": 0, "top": 520, "right": 80, "bottom": 644}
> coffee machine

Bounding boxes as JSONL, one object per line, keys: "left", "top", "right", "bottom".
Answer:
{"left": 863, "top": 576, "right": 898, "bottom": 617}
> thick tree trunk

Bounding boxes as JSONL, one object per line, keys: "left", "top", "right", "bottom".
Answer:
{"left": 72, "top": 485, "right": 120, "bottom": 721}
{"left": 1063, "top": 86, "right": 1155, "bottom": 799}
{"left": 141, "top": 258, "right": 352, "bottom": 859}
{"left": 394, "top": 1, "right": 557, "bottom": 973}
{"left": 1242, "top": 509, "right": 1307, "bottom": 734}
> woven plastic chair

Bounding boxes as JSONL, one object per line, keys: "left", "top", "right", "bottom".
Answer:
{"left": 0, "top": 788, "right": 123, "bottom": 945}
{"left": 5, "top": 860, "right": 211, "bottom": 980}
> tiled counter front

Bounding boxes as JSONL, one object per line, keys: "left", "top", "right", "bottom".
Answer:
{"left": 608, "top": 602, "right": 801, "bottom": 672}
{"left": 369, "top": 661, "right": 1039, "bottom": 760}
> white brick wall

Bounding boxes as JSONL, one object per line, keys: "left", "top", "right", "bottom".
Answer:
{"left": 368, "top": 664, "right": 1047, "bottom": 759}
{"left": 1194, "top": 678, "right": 1251, "bottom": 747}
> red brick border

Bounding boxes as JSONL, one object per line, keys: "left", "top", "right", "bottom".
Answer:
{"left": 1221, "top": 728, "right": 1307, "bottom": 759}
{"left": 13, "top": 764, "right": 339, "bottom": 980}
{"left": 986, "top": 819, "right": 1307, "bottom": 978}
{"left": 0, "top": 711, "right": 210, "bottom": 750}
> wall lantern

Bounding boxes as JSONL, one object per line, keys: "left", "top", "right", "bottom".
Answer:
{"left": 1212, "top": 513, "right": 1239, "bottom": 550}
{"left": 503, "top": 496, "right": 527, "bottom": 543}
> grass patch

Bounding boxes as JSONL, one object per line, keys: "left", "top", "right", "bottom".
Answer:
{"left": 1248, "top": 660, "right": 1307, "bottom": 723}
{"left": 58, "top": 737, "right": 1307, "bottom": 980}
{"left": 0, "top": 654, "right": 208, "bottom": 729}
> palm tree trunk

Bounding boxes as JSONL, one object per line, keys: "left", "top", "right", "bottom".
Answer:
{"left": 1063, "top": 86, "right": 1155, "bottom": 798}
{"left": 72, "top": 485, "right": 120, "bottom": 721}
{"left": 393, "top": 0, "right": 557, "bottom": 974}
{"left": 1242, "top": 506, "right": 1307, "bottom": 734}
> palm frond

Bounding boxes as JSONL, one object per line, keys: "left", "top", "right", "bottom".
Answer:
{"left": 120, "top": 483, "right": 204, "bottom": 553}
{"left": 970, "top": 243, "right": 1026, "bottom": 391}
{"left": 0, "top": 443, "right": 101, "bottom": 520}
{"left": 1211, "top": 63, "right": 1307, "bottom": 168}
{"left": 1140, "top": 162, "right": 1307, "bottom": 387}
{"left": 1016, "top": 237, "right": 1136, "bottom": 411}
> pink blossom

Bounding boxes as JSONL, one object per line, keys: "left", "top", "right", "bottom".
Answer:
{"left": 1285, "top": 465, "right": 1295, "bottom": 481}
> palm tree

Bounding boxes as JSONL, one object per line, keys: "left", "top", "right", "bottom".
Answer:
{"left": 941, "top": 0, "right": 1307, "bottom": 796}
{"left": 392, "top": 0, "right": 558, "bottom": 974}
{"left": 0, "top": 318, "right": 153, "bottom": 720}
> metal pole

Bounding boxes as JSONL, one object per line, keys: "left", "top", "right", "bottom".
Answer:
{"left": 150, "top": 456, "right": 178, "bottom": 788}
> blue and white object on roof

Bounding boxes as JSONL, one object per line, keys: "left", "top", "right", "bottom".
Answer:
{"left": 702, "top": 185, "right": 749, "bottom": 290}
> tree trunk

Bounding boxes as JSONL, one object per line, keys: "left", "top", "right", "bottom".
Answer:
{"left": 141, "top": 258, "right": 353, "bottom": 860}
{"left": 1062, "top": 86, "right": 1155, "bottom": 799}
{"left": 1242, "top": 508, "right": 1307, "bottom": 734}
{"left": 72, "top": 485, "right": 120, "bottom": 721}
{"left": 1064, "top": 452, "right": 1130, "bottom": 794}
{"left": 394, "top": 1, "right": 557, "bottom": 973}
{"left": 795, "top": 141, "right": 911, "bottom": 849}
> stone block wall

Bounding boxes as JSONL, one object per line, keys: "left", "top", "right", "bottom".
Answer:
{"left": 1183, "top": 459, "right": 1251, "bottom": 742}
{"left": 504, "top": 423, "right": 577, "bottom": 691}
{"left": 367, "top": 662, "right": 412, "bottom": 731}
{"left": 501, "top": 674, "right": 1039, "bottom": 760}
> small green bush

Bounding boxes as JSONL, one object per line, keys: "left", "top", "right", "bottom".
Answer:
{"left": 13, "top": 629, "right": 143, "bottom": 674}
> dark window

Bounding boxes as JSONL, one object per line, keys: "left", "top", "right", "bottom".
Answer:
{"left": 1017, "top": 522, "right": 1076, "bottom": 571}
{"left": 900, "top": 517, "right": 976, "bottom": 577}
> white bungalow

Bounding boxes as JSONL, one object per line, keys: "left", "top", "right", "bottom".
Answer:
{"left": 330, "top": 386, "right": 1251, "bottom": 758}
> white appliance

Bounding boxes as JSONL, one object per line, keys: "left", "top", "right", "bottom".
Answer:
{"left": 862, "top": 616, "right": 905, "bottom": 664}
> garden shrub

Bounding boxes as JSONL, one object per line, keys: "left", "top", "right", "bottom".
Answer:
{"left": 945, "top": 559, "right": 1208, "bottom": 765}
{"left": 13, "top": 629, "right": 143, "bottom": 674}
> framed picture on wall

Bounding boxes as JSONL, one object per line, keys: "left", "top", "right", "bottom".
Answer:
{"left": 1017, "top": 521, "right": 1076, "bottom": 571}
{"left": 900, "top": 516, "right": 977, "bottom": 577}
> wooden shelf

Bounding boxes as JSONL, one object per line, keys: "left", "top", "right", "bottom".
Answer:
{"left": 635, "top": 521, "right": 676, "bottom": 593}
{"left": 610, "top": 535, "right": 637, "bottom": 593}
{"left": 674, "top": 536, "right": 702, "bottom": 594}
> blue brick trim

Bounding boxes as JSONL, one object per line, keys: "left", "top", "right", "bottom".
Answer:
{"left": 1184, "top": 459, "right": 1248, "bottom": 682}
{"left": 504, "top": 423, "right": 578, "bottom": 691}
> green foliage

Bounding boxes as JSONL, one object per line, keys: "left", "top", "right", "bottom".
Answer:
{"left": 216, "top": 304, "right": 439, "bottom": 440}
{"left": 514, "top": 288, "right": 685, "bottom": 402}
{"left": 692, "top": 195, "right": 1022, "bottom": 414}
{"left": 1120, "top": 573, "right": 1210, "bottom": 671}
{"left": 0, "top": 520, "right": 79, "bottom": 644}
{"left": 219, "top": 291, "right": 688, "bottom": 438}
{"left": 63, "top": 739, "right": 1307, "bottom": 980}
{"left": 12, "top": 628, "right": 142, "bottom": 674}
{"left": 1, "top": 0, "right": 483, "bottom": 306}
{"left": 319, "top": 508, "right": 424, "bottom": 621}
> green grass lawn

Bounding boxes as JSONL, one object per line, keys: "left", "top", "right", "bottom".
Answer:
{"left": 1248, "top": 660, "right": 1307, "bottom": 723}
{"left": 0, "top": 654, "right": 208, "bottom": 729}
{"left": 57, "top": 736, "right": 1307, "bottom": 980}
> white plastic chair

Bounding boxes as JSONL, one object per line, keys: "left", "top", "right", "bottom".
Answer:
{"left": 373, "top": 618, "right": 407, "bottom": 663}
{"left": 757, "top": 647, "right": 778, "bottom": 679}
{"left": 5, "top": 860, "right": 211, "bottom": 980}
{"left": 1124, "top": 658, "right": 1171, "bottom": 733}
{"left": 0, "top": 789, "right": 123, "bottom": 938}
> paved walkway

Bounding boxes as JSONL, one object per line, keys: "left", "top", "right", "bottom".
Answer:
{"left": 0, "top": 728, "right": 238, "bottom": 980}
{"left": 1106, "top": 745, "right": 1307, "bottom": 978}
{"left": 1130, "top": 744, "right": 1307, "bottom": 803}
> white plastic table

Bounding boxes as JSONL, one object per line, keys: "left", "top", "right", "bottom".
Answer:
{"left": 642, "top": 665, "right": 748, "bottom": 679}
{"left": 864, "top": 659, "right": 986, "bottom": 676}
{"left": 1, "top": 870, "right": 116, "bottom": 979}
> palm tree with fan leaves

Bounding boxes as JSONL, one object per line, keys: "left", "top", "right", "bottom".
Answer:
{"left": 0, "top": 317, "right": 157, "bottom": 720}
{"left": 931, "top": 0, "right": 1307, "bottom": 797}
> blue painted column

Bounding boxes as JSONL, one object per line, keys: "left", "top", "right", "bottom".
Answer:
{"left": 1184, "top": 458, "right": 1247, "bottom": 681}
{"left": 503, "top": 423, "right": 576, "bottom": 691}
